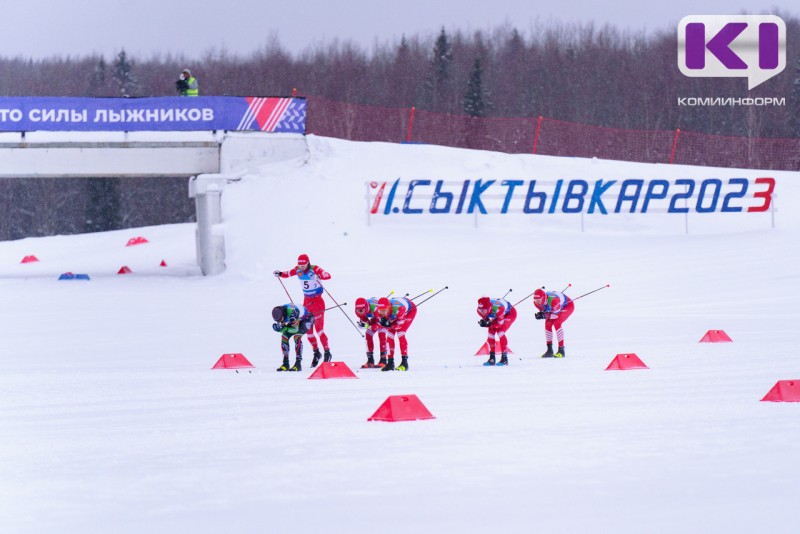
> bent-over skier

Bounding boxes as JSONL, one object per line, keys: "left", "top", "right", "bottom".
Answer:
{"left": 375, "top": 296, "right": 416, "bottom": 371}
{"left": 272, "top": 303, "right": 315, "bottom": 371}
{"left": 354, "top": 297, "right": 388, "bottom": 368}
{"left": 533, "top": 288, "right": 574, "bottom": 358}
{"left": 477, "top": 296, "right": 517, "bottom": 366}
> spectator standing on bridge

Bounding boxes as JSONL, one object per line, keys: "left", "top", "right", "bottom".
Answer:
{"left": 176, "top": 69, "right": 199, "bottom": 96}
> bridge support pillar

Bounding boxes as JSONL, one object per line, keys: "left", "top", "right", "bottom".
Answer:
{"left": 189, "top": 173, "right": 243, "bottom": 276}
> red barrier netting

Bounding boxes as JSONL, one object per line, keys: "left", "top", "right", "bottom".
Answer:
{"left": 306, "top": 96, "right": 800, "bottom": 171}
{"left": 306, "top": 96, "right": 410, "bottom": 143}
{"left": 536, "top": 118, "right": 675, "bottom": 164}
{"left": 674, "top": 130, "right": 800, "bottom": 171}
{"left": 409, "top": 110, "right": 537, "bottom": 153}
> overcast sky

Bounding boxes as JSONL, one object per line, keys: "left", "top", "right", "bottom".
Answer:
{"left": 1, "top": 0, "right": 796, "bottom": 61}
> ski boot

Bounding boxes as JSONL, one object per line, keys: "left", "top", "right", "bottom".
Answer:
{"left": 497, "top": 352, "right": 509, "bottom": 366}
{"left": 483, "top": 351, "right": 496, "bottom": 366}
{"left": 277, "top": 358, "right": 291, "bottom": 372}
{"left": 381, "top": 358, "right": 395, "bottom": 372}
{"left": 377, "top": 352, "right": 388, "bottom": 368}
{"left": 289, "top": 358, "right": 302, "bottom": 372}
{"left": 541, "top": 343, "right": 555, "bottom": 358}
{"left": 323, "top": 349, "right": 333, "bottom": 363}
{"left": 554, "top": 346, "right": 566, "bottom": 358}
{"left": 311, "top": 349, "right": 323, "bottom": 368}
{"left": 395, "top": 356, "right": 409, "bottom": 371}
{"left": 361, "top": 352, "right": 377, "bottom": 369}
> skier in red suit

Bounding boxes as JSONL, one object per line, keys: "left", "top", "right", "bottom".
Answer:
{"left": 476, "top": 296, "right": 517, "bottom": 366}
{"left": 354, "top": 297, "right": 388, "bottom": 368}
{"left": 274, "top": 253, "right": 332, "bottom": 367}
{"left": 375, "top": 296, "right": 416, "bottom": 371}
{"left": 533, "top": 288, "right": 574, "bottom": 358}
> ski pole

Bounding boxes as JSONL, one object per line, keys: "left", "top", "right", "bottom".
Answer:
{"left": 320, "top": 282, "right": 364, "bottom": 338}
{"left": 409, "top": 289, "right": 433, "bottom": 300}
{"left": 561, "top": 283, "right": 572, "bottom": 293}
{"left": 325, "top": 302, "right": 347, "bottom": 312}
{"left": 502, "top": 288, "right": 513, "bottom": 299}
{"left": 512, "top": 290, "right": 537, "bottom": 307}
{"left": 572, "top": 284, "right": 610, "bottom": 302}
{"left": 416, "top": 286, "right": 448, "bottom": 306}
{"left": 277, "top": 276, "right": 295, "bottom": 305}
{"left": 386, "top": 290, "right": 394, "bottom": 298}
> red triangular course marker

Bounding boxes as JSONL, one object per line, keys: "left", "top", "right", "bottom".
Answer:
{"left": 474, "top": 341, "right": 514, "bottom": 355}
{"left": 117, "top": 266, "right": 132, "bottom": 274}
{"left": 211, "top": 353, "right": 255, "bottom": 369}
{"left": 308, "top": 361, "right": 358, "bottom": 379}
{"left": 126, "top": 236, "right": 149, "bottom": 247}
{"left": 368, "top": 394, "right": 435, "bottom": 422}
{"left": 761, "top": 380, "right": 800, "bottom": 402}
{"left": 159, "top": 260, "right": 168, "bottom": 267}
{"left": 605, "top": 353, "right": 649, "bottom": 371}
{"left": 21, "top": 255, "right": 39, "bottom": 264}
{"left": 699, "top": 330, "right": 732, "bottom": 343}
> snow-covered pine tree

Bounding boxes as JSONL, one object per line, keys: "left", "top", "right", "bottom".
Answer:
{"left": 423, "top": 27, "right": 454, "bottom": 111}
{"left": 112, "top": 49, "right": 139, "bottom": 97}
{"left": 463, "top": 58, "right": 486, "bottom": 117}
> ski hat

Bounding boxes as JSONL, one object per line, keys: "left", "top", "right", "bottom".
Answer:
{"left": 477, "top": 296, "right": 491, "bottom": 313}
{"left": 182, "top": 68, "right": 191, "bottom": 76}
{"left": 297, "top": 253, "right": 310, "bottom": 266}
{"left": 355, "top": 297, "right": 368, "bottom": 313}
{"left": 533, "top": 288, "right": 547, "bottom": 305}
{"left": 271, "top": 306, "right": 285, "bottom": 323}
{"left": 376, "top": 297, "right": 391, "bottom": 313}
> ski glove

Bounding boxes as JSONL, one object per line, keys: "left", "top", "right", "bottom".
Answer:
{"left": 379, "top": 317, "right": 393, "bottom": 327}
{"left": 478, "top": 318, "right": 491, "bottom": 327}
{"left": 272, "top": 323, "right": 282, "bottom": 332}
{"left": 534, "top": 311, "right": 546, "bottom": 320}
{"left": 357, "top": 321, "right": 367, "bottom": 328}
{"left": 273, "top": 270, "right": 283, "bottom": 277}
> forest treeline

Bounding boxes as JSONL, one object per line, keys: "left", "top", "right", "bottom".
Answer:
{"left": 1, "top": 19, "right": 799, "bottom": 240}
{"left": 1, "top": 18, "right": 799, "bottom": 138}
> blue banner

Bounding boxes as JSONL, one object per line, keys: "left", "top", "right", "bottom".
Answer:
{"left": 0, "top": 96, "right": 306, "bottom": 133}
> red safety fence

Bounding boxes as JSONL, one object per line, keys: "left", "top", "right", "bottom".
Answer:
{"left": 306, "top": 96, "right": 800, "bottom": 171}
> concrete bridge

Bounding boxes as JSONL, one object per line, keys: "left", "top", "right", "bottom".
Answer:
{"left": 0, "top": 130, "right": 308, "bottom": 274}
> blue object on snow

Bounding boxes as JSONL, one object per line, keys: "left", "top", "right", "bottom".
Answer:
{"left": 58, "top": 273, "right": 91, "bottom": 280}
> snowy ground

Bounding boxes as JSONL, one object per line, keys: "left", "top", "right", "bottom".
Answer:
{"left": 1, "top": 136, "right": 799, "bottom": 533}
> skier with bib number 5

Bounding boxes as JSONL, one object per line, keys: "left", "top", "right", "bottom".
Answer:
{"left": 274, "top": 254, "right": 333, "bottom": 367}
